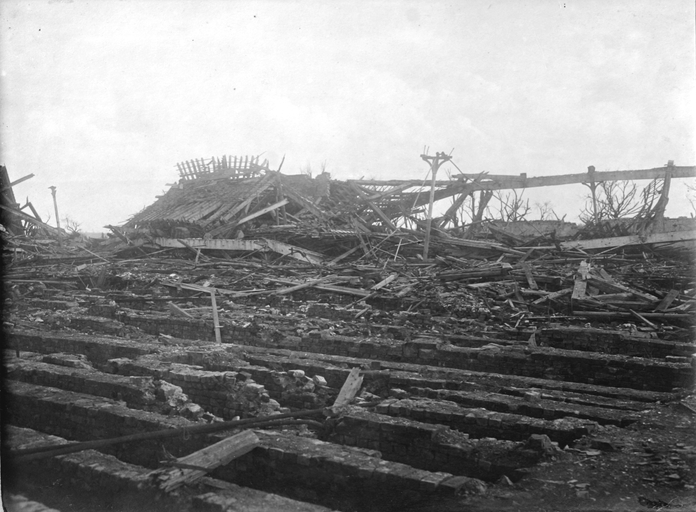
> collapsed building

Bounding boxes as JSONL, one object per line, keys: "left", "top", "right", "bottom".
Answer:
{"left": 2, "top": 155, "right": 696, "bottom": 512}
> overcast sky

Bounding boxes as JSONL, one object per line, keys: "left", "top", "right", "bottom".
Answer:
{"left": 1, "top": 0, "right": 694, "bottom": 232}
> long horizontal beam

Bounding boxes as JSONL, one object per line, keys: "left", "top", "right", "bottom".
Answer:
{"left": 153, "top": 237, "right": 324, "bottom": 264}
{"left": 350, "top": 165, "right": 696, "bottom": 193}
{"left": 559, "top": 229, "right": 696, "bottom": 251}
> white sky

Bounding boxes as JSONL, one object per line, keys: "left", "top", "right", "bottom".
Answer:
{"left": 1, "top": 0, "right": 695, "bottom": 232}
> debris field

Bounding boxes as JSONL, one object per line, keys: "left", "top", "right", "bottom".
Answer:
{"left": 2, "top": 156, "right": 695, "bottom": 512}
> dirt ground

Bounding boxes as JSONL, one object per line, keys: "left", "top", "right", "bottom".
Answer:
{"left": 412, "top": 396, "right": 696, "bottom": 512}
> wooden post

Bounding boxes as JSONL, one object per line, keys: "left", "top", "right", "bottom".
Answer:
{"left": 587, "top": 166, "right": 598, "bottom": 222}
{"left": 210, "top": 290, "right": 221, "bottom": 343}
{"left": 49, "top": 186, "right": 60, "bottom": 229}
{"left": 421, "top": 152, "right": 452, "bottom": 260}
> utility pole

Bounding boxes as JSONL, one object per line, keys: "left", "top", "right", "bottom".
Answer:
{"left": 421, "top": 151, "right": 452, "bottom": 260}
{"left": 49, "top": 186, "right": 60, "bottom": 229}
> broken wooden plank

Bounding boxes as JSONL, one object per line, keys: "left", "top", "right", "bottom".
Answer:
{"left": 152, "top": 430, "right": 260, "bottom": 492}
{"left": 0, "top": 203, "right": 64, "bottom": 237}
{"left": 210, "top": 289, "right": 222, "bottom": 343}
{"left": 230, "top": 198, "right": 289, "bottom": 229}
{"left": 328, "top": 245, "right": 361, "bottom": 265}
{"left": 532, "top": 288, "right": 574, "bottom": 304}
{"left": 1, "top": 173, "right": 34, "bottom": 192}
{"left": 281, "top": 184, "right": 331, "bottom": 222}
{"left": 269, "top": 278, "right": 371, "bottom": 297}
{"left": 571, "top": 280, "right": 587, "bottom": 302}
{"left": 274, "top": 275, "right": 338, "bottom": 295}
{"left": 168, "top": 301, "right": 194, "bottom": 318}
{"left": 586, "top": 277, "right": 658, "bottom": 302}
{"left": 655, "top": 289, "right": 680, "bottom": 312}
{"left": 349, "top": 182, "right": 399, "bottom": 231}
{"left": 332, "top": 368, "right": 364, "bottom": 409}
{"left": 176, "top": 238, "right": 208, "bottom": 262}
{"left": 629, "top": 309, "right": 659, "bottom": 329}
{"left": 522, "top": 263, "right": 538, "bottom": 290}
{"left": 261, "top": 238, "right": 325, "bottom": 265}
{"left": 370, "top": 273, "right": 397, "bottom": 291}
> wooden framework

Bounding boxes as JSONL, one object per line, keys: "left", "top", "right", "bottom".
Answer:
{"left": 176, "top": 155, "right": 270, "bottom": 181}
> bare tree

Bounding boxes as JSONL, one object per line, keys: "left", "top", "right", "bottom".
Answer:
{"left": 686, "top": 181, "right": 696, "bottom": 217}
{"left": 300, "top": 161, "right": 313, "bottom": 178}
{"left": 488, "top": 190, "right": 531, "bottom": 222}
{"left": 534, "top": 201, "right": 557, "bottom": 221}
{"left": 580, "top": 178, "right": 664, "bottom": 225}
{"left": 62, "top": 216, "right": 82, "bottom": 235}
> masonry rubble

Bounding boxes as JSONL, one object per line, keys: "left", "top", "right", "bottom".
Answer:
{"left": 2, "top": 157, "right": 695, "bottom": 511}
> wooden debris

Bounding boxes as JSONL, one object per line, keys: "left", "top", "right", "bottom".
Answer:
{"left": 332, "top": 368, "right": 364, "bottom": 409}
{"left": 655, "top": 289, "right": 680, "bottom": 312}
{"left": 151, "top": 430, "right": 260, "bottom": 492}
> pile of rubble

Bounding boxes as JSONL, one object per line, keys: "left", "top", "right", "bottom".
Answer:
{"left": 2, "top": 158, "right": 695, "bottom": 511}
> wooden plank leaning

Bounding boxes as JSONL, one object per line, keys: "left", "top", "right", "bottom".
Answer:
{"left": 150, "top": 430, "right": 260, "bottom": 492}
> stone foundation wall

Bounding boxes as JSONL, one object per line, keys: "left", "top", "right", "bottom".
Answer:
{"left": 102, "top": 312, "right": 694, "bottom": 391}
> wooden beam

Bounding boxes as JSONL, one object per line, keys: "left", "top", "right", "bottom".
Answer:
{"left": 281, "top": 183, "right": 331, "bottom": 222}
{"left": 0, "top": 203, "right": 64, "bottom": 237}
{"left": 153, "top": 430, "right": 258, "bottom": 491}
{"left": 655, "top": 289, "right": 680, "bottom": 312}
{"left": 153, "top": 237, "right": 325, "bottom": 264}
{"left": 269, "top": 277, "right": 370, "bottom": 297}
{"left": 522, "top": 263, "right": 538, "bottom": 290}
{"left": 532, "top": 287, "right": 572, "bottom": 305}
{"left": 585, "top": 277, "right": 659, "bottom": 302}
{"left": 1, "top": 173, "right": 34, "bottom": 192}
{"left": 201, "top": 174, "right": 275, "bottom": 227}
{"left": 327, "top": 245, "right": 361, "bottom": 265}
{"left": 349, "top": 182, "right": 399, "bottom": 231}
{"left": 366, "top": 182, "right": 413, "bottom": 201}
{"left": 168, "top": 301, "right": 194, "bottom": 318}
{"left": 350, "top": 165, "right": 696, "bottom": 191}
{"left": 273, "top": 275, "right": 339, "bottom": 295}
{"left": 370, "top": 273, "right": 397, "bottom": 291}
{"left": 230, "top": 198, "right": 288, "bottom": 228}
{"left": 559, "top": 230, "right": 696, "bottom": 251}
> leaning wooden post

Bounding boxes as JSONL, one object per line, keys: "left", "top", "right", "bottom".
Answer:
{"left": 210, "top": 289, "right": 222, "bottom": 343}
{"left": 421, "top": 152, "right": 451, "bottom": 260}
{"left": 654, "top": 160, "right": 674, "bottom": 221}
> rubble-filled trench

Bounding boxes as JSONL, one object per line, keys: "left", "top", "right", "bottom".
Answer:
{"left": 2, "top": 248, "right": 696, "bottom": 512}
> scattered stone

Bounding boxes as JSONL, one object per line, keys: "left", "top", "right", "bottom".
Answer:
{"left": 524, "top": 434, "right": 564, "bottom": 458}
{"left": 41, "top": 353, "right": 93, "bottom": 370}
{"left": 389, "top": 388, "right": 410, "bottom": 399}
{"left": 312, "top": 375, "right": 328, "bottom": 387}
{"left": 180, "top": 402, "right": 204, "bottom": 420}
{"left": 590, "top": 438, "right": 618, "bottom": 452}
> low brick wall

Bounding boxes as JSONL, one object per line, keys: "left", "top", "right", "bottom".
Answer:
{"left": 5, "top": 426, "right": 334, "bottom": 512}
{"left": 538, "top": 327, "right": 695, "bottom": 358}
{"left": 7, "top": 330, "right": 159, "bottom": 364}
{"left": 326, "top": 407, "right": 535, "bottom": 482}
{"left": 103, "top": 311, "right": 694, "bottom": 392}
{"left": 409, "top": 386, "right": 638, "bottom": 426}
{"left": 216, "top": 431, "right": 486, "bottom": 511}
{"left": 5, "top": 381, "right": 485, "bottom": 511}
{"left": 375, "top": 398, "right": 597, "bottom": 446}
